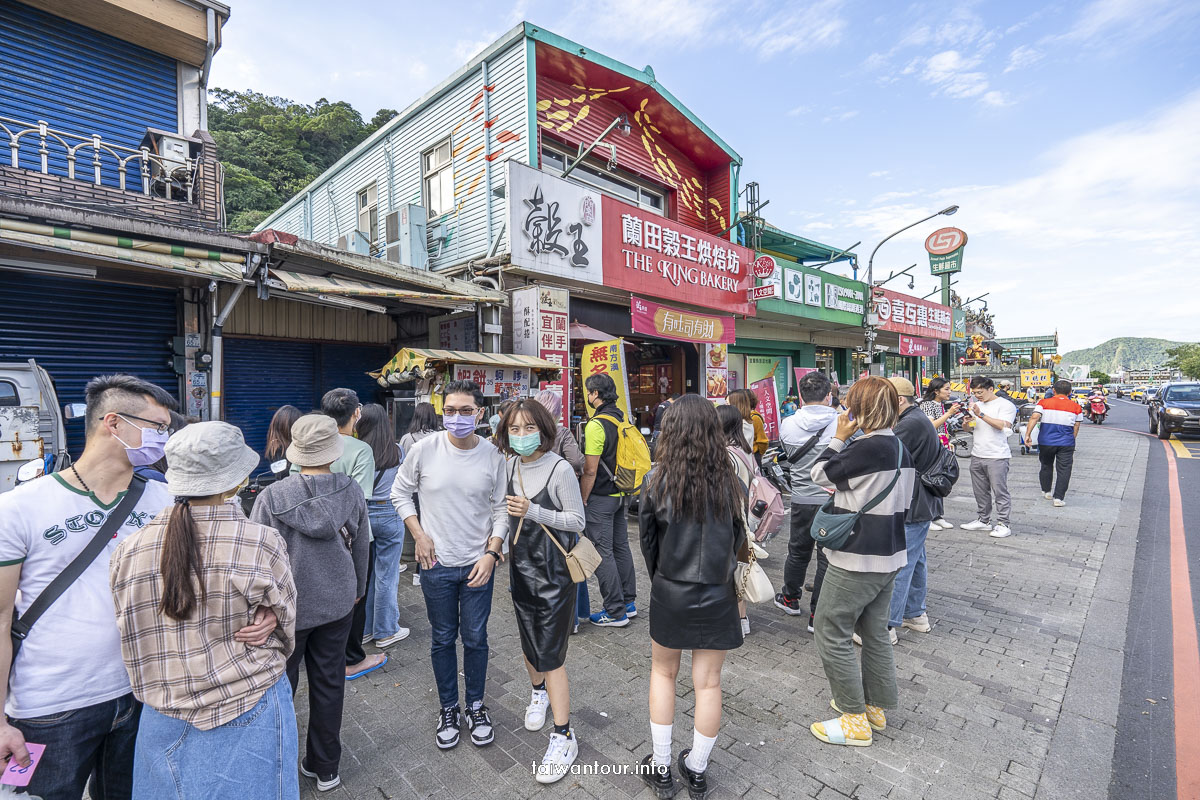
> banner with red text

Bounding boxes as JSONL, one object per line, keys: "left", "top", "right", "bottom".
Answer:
{"left": 513, "top": 286, "right": 570, "bottom": 425}
{"left": 603, "top": 195, "right": 756, "bottom": 316}
{"left": 872, "top": 288, "right": 953, "bottom": 340}
{"left": 898, "top": 335, "right": 939, "bottom": 357}
{"left": 750, "top": 376, "right": 780, "bottom": 440}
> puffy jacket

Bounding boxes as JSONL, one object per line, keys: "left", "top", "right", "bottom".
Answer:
{"left": 893, "top": 405, "right": 944, "bottom": 523}
{"left": 780, "top": 404, "right": 840, "bottom": 504}
{"left": 637, "top": 480, "right": 746, "bottom": 585}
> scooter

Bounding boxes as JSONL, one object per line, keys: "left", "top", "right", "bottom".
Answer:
{"left": 1086, "top": 396, "right": 1108, "bottom": 425}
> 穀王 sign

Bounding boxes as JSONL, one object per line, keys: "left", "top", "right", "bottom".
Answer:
{"left": 506, "top": 161, "right": 604, "bottom": 285}
{"left": 925, "top": 227, "right": 967, "bottom": 276}
{"left": 630, "top": 296, "right": 735, "bottom": 344}
{"left": 898, "top": 335, "right": 939, "bottom": 357}
{"left": 604, "top": 196, "right": 756, "bottom": 316}
{"left": 871, "top": 288, "right": 953, "bottom": 340}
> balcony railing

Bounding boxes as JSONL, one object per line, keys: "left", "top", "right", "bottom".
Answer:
{"left": 0, "top": 115, "right": 197, "bottom": 202}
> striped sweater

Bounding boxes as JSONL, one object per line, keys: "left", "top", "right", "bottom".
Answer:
{"left": 810, "top": 429, "right": 916, "bottom": 573}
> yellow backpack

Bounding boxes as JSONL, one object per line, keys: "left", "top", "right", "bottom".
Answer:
{"left": 595, "top": 414, "right": 652, "bottom": 493}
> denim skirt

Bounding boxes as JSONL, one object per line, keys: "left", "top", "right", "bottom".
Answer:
{"left": 132, "top": 676, "right": 299, "bottom": 799}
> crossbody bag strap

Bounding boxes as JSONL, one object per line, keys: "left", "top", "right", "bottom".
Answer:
{"left": 785, "top": 433, "right": 822, "bottom": 463}
{"left": 858, "top": 439, "right": 903, "bottom": 515}
{"left": 13, "top": 475, "right": 148, "bottom": 643}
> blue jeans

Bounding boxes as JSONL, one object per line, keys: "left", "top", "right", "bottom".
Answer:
{"left": 420, "top": 562, "right": 494, "bottom": 708}
{"left": 9, "top": 692, "right": 140, "bottom": 800}
{"left": 133, "top": 677, "right": 298, "bottom": 799}
{"left": 888, "top": 521, "right": 930, "bottom": 628}
{"left": 366, "top": 503, "right": 406, "bottom": 638}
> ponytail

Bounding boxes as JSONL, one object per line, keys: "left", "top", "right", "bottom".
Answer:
{"left": 159, "top": 498, "right": 206, "bottom": 620}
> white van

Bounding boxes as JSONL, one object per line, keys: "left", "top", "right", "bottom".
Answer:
{"left": 0, "top": 360, "right": 69, "bottom": 493}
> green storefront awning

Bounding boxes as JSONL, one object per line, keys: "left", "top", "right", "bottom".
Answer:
{"left": 758, "top": 223, "right": 856, "bottom": 267}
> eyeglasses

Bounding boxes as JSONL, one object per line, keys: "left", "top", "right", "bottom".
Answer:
{"left": 442, "top": 407, "right": 478, "bottom": 418}
{"left": 116, "top": 413, "right": 174, "bottom": 435}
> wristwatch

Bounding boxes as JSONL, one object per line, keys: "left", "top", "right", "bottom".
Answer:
{"left": 486, "top": 550, "right": 502, "bottom": 562}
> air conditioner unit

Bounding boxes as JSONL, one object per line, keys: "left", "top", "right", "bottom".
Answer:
{"left": 141, "top": 128, "right": 200, "bottom": 200}
{"left": 384, "top": 204, "right": 429, "bottom": 269}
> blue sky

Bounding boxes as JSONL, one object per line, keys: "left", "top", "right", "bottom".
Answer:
{"left": 211, "top": 0, "right": 1200, "bottom": 353}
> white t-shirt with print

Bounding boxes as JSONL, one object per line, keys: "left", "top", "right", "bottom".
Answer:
{"left": 0, "top": 473, "right": 172, "bottom": 718}
{"left": 970, "top": 396, "right": 1017, "bottom": 460}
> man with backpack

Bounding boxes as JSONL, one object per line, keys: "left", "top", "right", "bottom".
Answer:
{"left": 580, "top": 374, "right": 639, "bottom": 628}
{"left": 774, "top": 372, "right": 839, "bottom": 631}
{"left": 886, "top": 377, "right": 954, "bottom": 641}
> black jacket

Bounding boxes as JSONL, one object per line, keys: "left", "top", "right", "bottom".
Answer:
{"left": 638, "top": 481, "right": 746, "bottom": 585}
{"left": 893, "top": 405, "right": 943, "bottom": 523}
{"left": 586, "top": 403, "right": 623, "bottom": 497}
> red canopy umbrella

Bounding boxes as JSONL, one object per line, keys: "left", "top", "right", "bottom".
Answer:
{"left": 568, "top": 321, "right": 615, "bottom": 342}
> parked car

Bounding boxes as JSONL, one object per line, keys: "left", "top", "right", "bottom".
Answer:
{"left": 1149, "top": 382, "right": 1200, "bottom": 439}
{"left": 0, "top": 359, "right": 69, "bottom": 494}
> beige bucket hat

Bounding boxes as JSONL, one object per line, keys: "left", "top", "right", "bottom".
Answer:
{"left": 164, "top": 421, "right": 260, "bottom": 497}
{"left": 286, "top": 414, "right": 344, "bottom": 467}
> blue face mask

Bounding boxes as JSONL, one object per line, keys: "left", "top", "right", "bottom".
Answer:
{"left": 509, "top": 431, "right": 542, "bottom": 456}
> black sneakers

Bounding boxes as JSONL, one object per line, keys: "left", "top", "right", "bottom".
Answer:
{"left": 466, "top": 703, "right": 494, "bottom": 746}
{"left": 678, "top": 749, "right": 708, "bottom": 800}
{"left": 774, "top": 592, "right": 804, "bottom": 616}
{"left": 640, "top": 754, "right": 678, "bottom": 799}
{"left": 436, "top": 706, "right": 461, "bottom": 749}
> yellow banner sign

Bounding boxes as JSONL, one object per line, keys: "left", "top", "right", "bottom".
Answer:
{"left": 581, "top": 339, "right": 632, "bottom": 420}
{"left": 1021, "top": 369, "right": 1053, "bottom": 388}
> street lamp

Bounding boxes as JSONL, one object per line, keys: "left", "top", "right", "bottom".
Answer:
{"left": 864, "top": 205, "right": 959, "bottom": 369}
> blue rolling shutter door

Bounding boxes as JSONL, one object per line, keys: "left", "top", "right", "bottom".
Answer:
{"left": 0, "top": 2, "right": 178, "bottom": 187}
{"left": 0, "top": 270, "right": 179, "bottom": 458}
{"left": 223, "top": 340, "right": 317, "bottom": 463}
{"left": 319, "top": 344, "right": 391, "bottom": 409}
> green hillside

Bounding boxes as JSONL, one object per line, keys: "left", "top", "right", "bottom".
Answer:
{"left": 1060, "top": 337, "right": 1193, "bottom": 373}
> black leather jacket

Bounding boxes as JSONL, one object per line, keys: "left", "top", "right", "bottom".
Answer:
{"left": 893, "top": 405, "right": 943, "bottom": 524}
{"left": 638, "top": 483, "right": 746, "bottom": 585}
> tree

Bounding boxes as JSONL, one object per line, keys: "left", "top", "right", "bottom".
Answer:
{"left": 1089, "top": 369, "right": 1112, "bottom": 385}
{"left": 1165, "top": 344, "right": 1200, "bottom": 379}
{"left": 209, "top": 89, "right": 398, "bottom": 232}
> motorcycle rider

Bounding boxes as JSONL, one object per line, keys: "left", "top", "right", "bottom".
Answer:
{"left": 1085, "top": 388, "right": 1108, "bottom": 422}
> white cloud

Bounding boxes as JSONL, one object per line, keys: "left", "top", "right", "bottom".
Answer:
{"left": 1003, "top": 44, "right": 1042, "bottom": 73}
{"left": 786, "top": 105, "right": 811, "bottom": 117}
{"left": 920, "top": 50, "right": 989, "bottom": 99}
{"left": 558, "top": 0, "right": 725, "bottom": 48}
{"left": 821, "top": 91, "right": 1200, "bottom": 345}
{"left": 821, "top": 109, "right": 859, "bottom": 123}
{"left": 981, "top": 90, "right": 1011, "bottom": 107}
{"left": 868, "top": 170, "right": 890, "bottom": 178}
{"left": 1062, "top": 0, "right": 1198, "bottom": 44}
{"left": 744, "top": 0, "right": 847, "bottom": 58}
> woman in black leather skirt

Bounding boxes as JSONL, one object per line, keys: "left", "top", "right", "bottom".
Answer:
{"left": 638, "top": 395, "right": 747, "bottom": 800}
{"left": 496, "top": 400, "right": 586, "bottom": 784}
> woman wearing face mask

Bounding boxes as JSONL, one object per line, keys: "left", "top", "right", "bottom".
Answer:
{"left": 496, "top": 399, "right": 586, "bottom": 784}
{"left": 110, "top": 422, "right": 298, "bottom": 798}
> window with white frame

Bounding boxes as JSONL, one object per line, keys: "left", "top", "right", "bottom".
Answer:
{"left": 357, "top": 183, "right": 378, "bottom": 248}
{"left": 423, "top": 140, "right": 455, "bottom": 218}
{"left": 541, "top": 144, "right": 665, "bottom": 215}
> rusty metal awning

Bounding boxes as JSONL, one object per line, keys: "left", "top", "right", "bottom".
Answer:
{"left": 267, "top": 269, "right": 490, "bottom": 302}
{"left": 372, "top": 347, "right": 563, "bottom": 379}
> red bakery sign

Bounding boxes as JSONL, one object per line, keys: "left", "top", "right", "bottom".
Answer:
{"left": 873, "top": 288, "right": 953, "bottom": 340}
{"left": 602, "top": 195, "right": 756, "bottom": 316}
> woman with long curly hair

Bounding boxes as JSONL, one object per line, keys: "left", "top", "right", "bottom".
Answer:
{"left": 637, "top": 395, "right": 747, "bottom": 800}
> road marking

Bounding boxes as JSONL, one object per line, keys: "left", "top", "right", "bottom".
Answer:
{"left": 1168, "top": 438, "right": 1194, "bottom": 459}
{"left": 1163, "top": 440, "right": 1200, "bottom": 800}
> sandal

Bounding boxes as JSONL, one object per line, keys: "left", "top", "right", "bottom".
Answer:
{"left": 830, "top": 698, "right": 886, "bottom": 731}
{"left": 346, "top": 653, "right": 388, "bottom": 680}
{"left": 809, "top": 716, "right": 872, "bottom": 747}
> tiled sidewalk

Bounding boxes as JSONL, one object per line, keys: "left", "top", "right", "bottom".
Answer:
{"left": 299, "top": 428, "right": 1145, "bottom": 799}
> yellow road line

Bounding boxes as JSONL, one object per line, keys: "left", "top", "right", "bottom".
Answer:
{"left": 1168, "top": 438, "right": 1194, "bottom": 458}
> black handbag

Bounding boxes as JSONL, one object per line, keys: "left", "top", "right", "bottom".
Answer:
{"left": 11, "top": 475, "right": 147, "bottom": 662}
{"left": 920, "top": 443, "right": 960, "bottom": 498}
{"left": 809, "top": 440, "right": 901, "bottom": 551}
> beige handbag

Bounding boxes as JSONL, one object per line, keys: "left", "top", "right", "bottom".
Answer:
{"left": 513, "top": 462, "right": 602, "bottom": 583}
{"left": 735, "top": 538, "right": 774, "bottom": 603}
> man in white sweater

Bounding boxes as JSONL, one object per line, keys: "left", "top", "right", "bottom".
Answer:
{"left": 391, "top": 380, "right": 508, "bottom": 751}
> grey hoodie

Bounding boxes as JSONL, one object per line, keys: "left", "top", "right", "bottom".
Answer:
{"left": 251, "top": 473, "right": 369, "bottom": 630}
{"left": 779, "top": 403, "right": 840, "bottom": 504}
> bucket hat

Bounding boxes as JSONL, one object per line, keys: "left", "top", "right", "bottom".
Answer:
{"left": 165, "top": 421, "right": 260, "bottom": 497}
{"left": 286, "top": 414, "right": 345, "bottom": 467}
{"left": 887, "top": 376, "right": 917, "bottom": 399}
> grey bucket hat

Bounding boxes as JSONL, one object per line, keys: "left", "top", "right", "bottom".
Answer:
{"left": 164, "top": 421, "right": 261, "bottom": 497}
{"left": 286, "top": 414, "right": 345, "bottom": 467}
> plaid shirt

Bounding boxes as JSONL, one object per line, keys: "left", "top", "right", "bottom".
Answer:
{"left": 110, "top": 502, "right": 297, "bottom": 731}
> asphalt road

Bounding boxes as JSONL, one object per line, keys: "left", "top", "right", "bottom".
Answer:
{"left": 1105, "top": 397, "right": 1200, "bottom": 800}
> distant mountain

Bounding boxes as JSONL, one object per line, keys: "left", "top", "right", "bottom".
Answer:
{"left": 1060, "top": 337, "right": 1194, "bottom": 374}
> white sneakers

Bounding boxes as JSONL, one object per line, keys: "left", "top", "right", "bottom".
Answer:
{"left": 376, "top": 628, "right": 410, "bottom": 649}
{"left": 535, "top": 731, "right": 578, "bottom": 784}
{"left": 902, "top": 614, "right": 931, "bottom": 633}
{"left": 931, "top": 518, "right": 952, "bottom": 530}
{"left": 852, "top": 628, "right": 898, "bottom": 646}
{"left": 1053, "top": 499, "right": 1066, "bottom": 507}
{"left": 525, "top": 689, "right": 549, "bottom": 731}
{"left": 960, "top": 519, "right": 992, "bottom": 531}
{"left": 740, "top": 617, "right": 751, "bottom": 637}
{"left": 1044, "top": 491, "right": 1053, "bottom": 499}
{"left": 990, "top": 524, "right": 1013, "bottom": 538}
